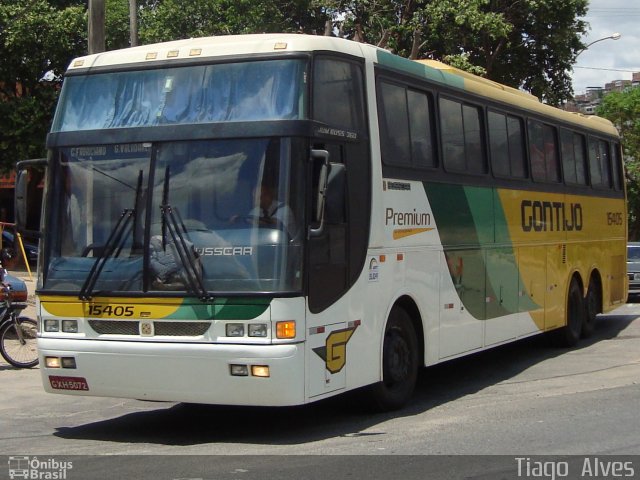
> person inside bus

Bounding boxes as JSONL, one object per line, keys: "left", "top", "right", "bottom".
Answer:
{"left": 230, "top": 182, "right": 297, "bottom": 239}
{"left": 250, "top": 183, "right": 298, "bottom": 239}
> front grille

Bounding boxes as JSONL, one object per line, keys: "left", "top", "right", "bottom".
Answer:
{"left": 88, "top": 320, "right": 211, "bottom": 336}
{"left": 154, "top": 322, "right": 210, "bottom": 336}
{"left": 89, "top": 320, "right": 138, "bottom": 335}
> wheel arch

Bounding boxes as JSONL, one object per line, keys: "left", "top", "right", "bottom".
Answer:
{"left": 390, "top": 295, "right": 425, "bottom": 367}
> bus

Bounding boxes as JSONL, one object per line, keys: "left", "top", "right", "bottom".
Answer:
{"left": 17, "top": 34, "right": 627, "bottom": 411}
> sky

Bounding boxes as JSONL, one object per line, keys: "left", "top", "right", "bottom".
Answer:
{"left": 570, "top": 0, "right": 640, "bottom": 95}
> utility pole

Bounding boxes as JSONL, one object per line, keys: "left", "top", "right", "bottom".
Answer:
{"left": 129, "top": 0, "right": 139, "bottom": 47}
{"left": 88, "top": 0, "right": 105, "bottom": 54}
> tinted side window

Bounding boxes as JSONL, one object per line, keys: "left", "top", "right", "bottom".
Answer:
{"left": 507, "top": 116, "right": 527, "bottom": 178}
{"left": 313, "top": 58, "right": 365, "bottom": 131}
{"left": 377, "top": 81, "right": 436, "bottom": 168}
{"left": 612, "top": 143, "right": 623, "bottom": 190}
{"left": 574, "top": 133, "right": 588, "bottom": 185}
{"left": 440, "top": 97, "right": 465, "bottom": 171}
{"left": 440, "top": 97, "right": 486, "bottom": 174}
{"left": 407, "top": 89, "right": 436, "bottom": 168}
{"left": 560, "top": 130, "right": 587, "bottom": 185}
{"left": 489, "top": 111, "right": 509, "bottom": 176}
{"left": 529, "top": 120, "right": 559, "bottom": 183}
{"left": 588, "top": 137, "right": 612, "bottom": 189}
{"left": 600, "top": 140, "right": 611, "bottom": 187}
{"left": 489, "top": 111, "right": 526, "bottom": 178}
{"left": 379, "top": 81, "right": 411, "bottom": 165}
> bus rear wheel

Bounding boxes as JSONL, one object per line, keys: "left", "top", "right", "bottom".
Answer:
{"left": 582, "top": 280, "right": 601, "bottom": 338}
{"left": 549, "top": 278, "right": 584, "bottom": 347}
{"left": 368, "top": 307, "right": 418, "bottom": 411}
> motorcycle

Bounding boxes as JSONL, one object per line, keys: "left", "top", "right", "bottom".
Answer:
{"left": 0, "top": 254, "right": 38, "bottom": 368}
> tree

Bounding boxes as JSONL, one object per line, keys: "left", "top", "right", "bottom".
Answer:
{"left": 331, "top": 0, "right": 588, "bottom": 104}
{"left": 597, "top": 88, "right": 640, "bottom": 239}
{"left": 138, "top": 0, "right": 327, "bottom": 44}
{"left": 478, "top": 0, "right": 588, "bottom": 105}
{"left": 0, "top": 1, "right": 85, "bottom": 171}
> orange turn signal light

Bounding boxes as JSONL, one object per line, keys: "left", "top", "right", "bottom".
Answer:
{"left": 276, "top": 321, "right": 296, "bottom": 339}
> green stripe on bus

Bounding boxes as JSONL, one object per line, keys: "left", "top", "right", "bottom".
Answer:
{"left": 376, "top": 50, "right": 465, "bottom": 89}
{"left": 423, "top": 183, "right": 539, "bottom": 319}
{"left": 164, "top": 297, "right": 271, "bottom": 320}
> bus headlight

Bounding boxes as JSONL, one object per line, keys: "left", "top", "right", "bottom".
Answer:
{"left": 44, "top": 319, "right": 59, "bottom": 332}
{"left": 62, "top": 320, "right": 79, "bottom": 333}
{"left": 248, "top": 324, "right": 268, "bottom": 337}
{"left": 225, "top": 323, "right": 244, "bottom": 337}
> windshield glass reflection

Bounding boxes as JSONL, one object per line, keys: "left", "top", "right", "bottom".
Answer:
{"left": 44, "top": 139, "right": 305, "bottom": 295}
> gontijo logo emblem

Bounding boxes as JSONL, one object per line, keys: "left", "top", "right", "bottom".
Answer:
{"left": 313, "top": 322, "right": 359, "bottom": 374}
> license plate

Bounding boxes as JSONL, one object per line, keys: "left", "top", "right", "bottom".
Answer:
{"left": 49, "top": 375, "right": 89, "bottom": 391}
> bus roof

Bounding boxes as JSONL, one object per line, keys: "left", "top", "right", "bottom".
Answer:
{"left": 67, "top": 33, "right": 618, "bottom": 138}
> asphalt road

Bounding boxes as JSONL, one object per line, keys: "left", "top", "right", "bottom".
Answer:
{"left": 0, "top": 291, "right": 639, "bottom": 479}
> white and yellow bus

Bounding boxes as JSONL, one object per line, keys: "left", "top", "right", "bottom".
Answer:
{"left": 18, "top": 34, "right": 626, "bottom": 411}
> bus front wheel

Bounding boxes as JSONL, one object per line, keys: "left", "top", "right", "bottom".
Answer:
{"left": 368, "top": 307, "right": 418, "bottom": 411}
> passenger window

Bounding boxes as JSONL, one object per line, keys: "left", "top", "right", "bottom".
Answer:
{"left": 440, "top": 97, "right": 486, "bottom": 174}
{"left": 560, "top": 130, "right": 587, "bottom": 185}
{"left": 407, "top": 89, "right": 436, "bottom": 168}
{"left": 529, "top": 120, "right": 559, "bottom": 183}
{"left": 588, "top": 138, "right": 612, "bottom": 189}
{"left": 612, "top": 143, "right": 623, "bottom": 190}
{"left": 489, "top": 111, "right": 526, "bottom": 178}
{"left": 377, "top": 80, "right": 437, "bottom": 169}
{"left": 378, "top": 81, "right": 411, "bottom": 165}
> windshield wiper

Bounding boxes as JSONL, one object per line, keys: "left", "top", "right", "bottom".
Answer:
{"left": 159, "top": 166, "right": 210, "bottom": 301}
{"left": 78, "top": 170, "right": 144, "bottom": 300}
{"left": 78, "top": 208, "right": 134, "bottom": 300}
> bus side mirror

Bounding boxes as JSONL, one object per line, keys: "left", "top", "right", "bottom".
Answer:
{"left": 309, "top": 149, "right": 329, "bottom": 238}
{"left": 15, "top": 158, "right": 47, "bottom": 237}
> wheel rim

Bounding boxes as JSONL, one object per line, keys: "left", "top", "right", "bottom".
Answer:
{"left": 383, "top": 328, "right": 411, "bottom": 386}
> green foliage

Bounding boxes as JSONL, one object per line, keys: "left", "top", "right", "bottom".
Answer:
{"left": 139, "top": 0, "right": 327, "bottom": 43}
{"left": 0, "top": 0, "right": 85, "bottom": 171}
{"left": 333, "top": 0, "right": 587, "bottom": 104}
{"left": 106, "top": 0, "right": 132, "bottom": 50}
{"left": 597, "top": 88, "right": 640, "bottom": 239}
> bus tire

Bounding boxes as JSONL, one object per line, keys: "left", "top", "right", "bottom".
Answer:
{"left": 549, "top": 278, "right": 584, "bottom": 347}
{"left": 368, "top": 307, "right": 418, "bottom": 411}
{"left": 582, "top": 280, "right": 600, "bottom": 338}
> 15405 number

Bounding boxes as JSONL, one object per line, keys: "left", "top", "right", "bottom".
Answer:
{"left": 88, "top": 305, "right": 135, "bottom": 317}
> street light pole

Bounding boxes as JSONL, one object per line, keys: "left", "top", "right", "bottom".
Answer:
{"left": 576, "top": 33, "right": 621, "bottom": 58}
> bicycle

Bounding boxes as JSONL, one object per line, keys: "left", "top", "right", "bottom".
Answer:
{"left": 0, "top": 264, "right": 38, "bottom": 368}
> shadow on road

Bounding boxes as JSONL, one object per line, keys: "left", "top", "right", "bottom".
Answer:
{"left": 53, "top": 311, "right": 637, "bottom": 446}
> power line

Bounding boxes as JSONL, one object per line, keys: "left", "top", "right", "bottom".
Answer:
{"left": 574, "top": 66, "right": 640, "bottom": 73}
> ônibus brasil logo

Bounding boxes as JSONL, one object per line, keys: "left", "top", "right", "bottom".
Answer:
{"left": 8, "top": 456, "right": 73, "bottom": 479}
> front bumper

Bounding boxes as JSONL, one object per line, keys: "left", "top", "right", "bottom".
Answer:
{"left": 38, "top": 337, "right": 305, "bottom": 406}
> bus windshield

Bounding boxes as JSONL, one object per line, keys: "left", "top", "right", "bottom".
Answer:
{"left": 44, "top": 138, "right": 305, "bottom": 295}
{"left": 51, "top": 59, "right": 308, "bottom": 131}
